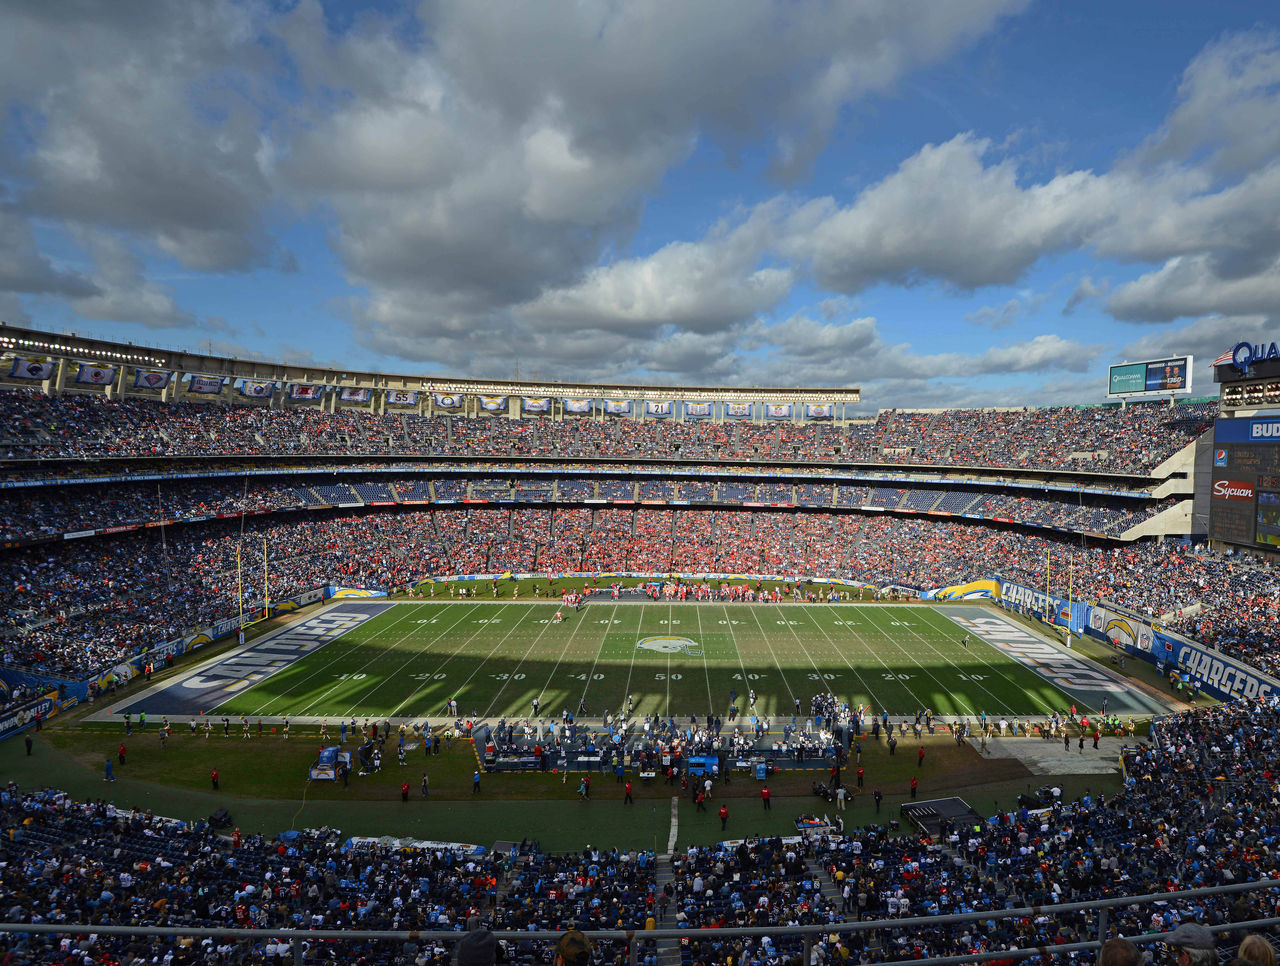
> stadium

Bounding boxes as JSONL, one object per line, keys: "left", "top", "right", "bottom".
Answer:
{"left": 5, "top": 4, "right": 1280, "bottom": 965}
{"left": 2, "top": 320, "right": 1279, "bottom": 965}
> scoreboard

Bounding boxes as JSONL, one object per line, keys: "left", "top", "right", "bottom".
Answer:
{"left": 1210, "top": 417, "right": 1280, "bottom": 548}
{"left": 1108, "top": 356, "right": 1192, "bottom": 399}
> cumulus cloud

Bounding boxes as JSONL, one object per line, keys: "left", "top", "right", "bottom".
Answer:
{"left": 965, "top": 300, "right": 1023, "bottom": 328}
{"left": 6, "top": 3, "right": 1280, "bottom": 398}
{"left": 0, "top": 292, "right": 32, "bottom": 326}
{"left": 1138, "top": 31, "right": 1280, "bottom": 179}
{"left": 520, "top": 205, "right": 794, "bottom": 336}
{"left": 275, "top": 0, "right": 1024, "bottom": 361}
{"left": 1, "top": 2, "right": 283, "bottom": 273}
{"left": 1117, "top": 313, "right": 1266, "bottom": 367}
{"left": 1062, "top": 275, "right": 1108, "bottom": 314}
{"left": 1107, "top": 254, "right": 1280, "bottom": 323}
{"left": 965, "top": 290, "right": 1049, "bottom": 327}
{"left": 736, "top": 312, "right": 1104, "bottom": 391}
{"left": 794, "top": 134, "right": 1119, "bottom": 293}
{"left": 0, "top": 209, "right": 98, "bottom": 298}
{"left": 68, "top": 230, "right": 226, "bottom": 332}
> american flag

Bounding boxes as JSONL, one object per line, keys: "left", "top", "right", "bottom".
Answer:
{"left": 1210, "top": 348, "right": 1233, "bottom": 366}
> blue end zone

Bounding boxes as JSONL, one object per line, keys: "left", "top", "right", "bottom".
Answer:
{"left": 936, "top": 606, "right": 1167, "bottom": 715}
{"left": 108, "top": 602, "right": 393, "bottom": 717}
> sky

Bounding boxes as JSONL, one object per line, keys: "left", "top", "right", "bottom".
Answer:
{"left": 1, "top": 1, "right": 1278, "bottom": 411}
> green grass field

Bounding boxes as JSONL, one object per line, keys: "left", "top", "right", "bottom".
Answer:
{"left": 210, "top": 601, "right": 1085, "bottom": 721}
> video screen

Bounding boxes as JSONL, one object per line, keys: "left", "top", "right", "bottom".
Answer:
{"left": 1257, "top": 491, "right": 1280, "bottom": 548}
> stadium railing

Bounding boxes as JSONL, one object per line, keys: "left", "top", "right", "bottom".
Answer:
{"left": 3, "top": 878, "right": 1277, "bottom": 966}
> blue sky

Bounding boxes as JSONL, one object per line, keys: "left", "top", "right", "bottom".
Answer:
{"left": 1, "top": 1, "right": 1278, "bottom": 410}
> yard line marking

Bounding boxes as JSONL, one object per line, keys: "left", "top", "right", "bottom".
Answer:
{"left": 800, "top": 607, "right": 879, "bottom": 712}
{"left": 925, "top": 609, "right": 1067, "bottom": 712}
{"left": 665, "top": 604, "right": 672, "bottom": 715}
{"left": 744, "top": 605, "right": 799, "bottom": 706}
{"left": 479, "top": 608, "right": 561, "bottom": 719}
{"left": 912, "top": 608, "right": 1062, "bottom": 715}
{"left": 434, "top": 604, "right": 540, "bottom": 716}
{"left": 694, "top": 606, "right": 714, "bottom": 716}
{"left": 722, "top": 605, "right": 753, "bottom": 712}
{"left": 618, "top": 604, "right": 645, "bottom": 716}
{"left": 532, "top": 600, "right": 611, "bottom": 710}
{"left": 577, "top": 603, "right": 619, "bottom": 714}
{"left": 821, "top": 604, "right": 933, "bottom": 713}
{"left": 237, "top": 603, "right": 423, "bottom": 717}
{"left": 326, "top": 603, "right": 478, "bottom": 717}
{"left": 772, "top": 608, "right": 840, "bottom": 715}
{"left": 346, "top": 602, "right": 518, "bottom": 719}
{"left": 866, "top": 606, "right": 1014, "bottom": 717}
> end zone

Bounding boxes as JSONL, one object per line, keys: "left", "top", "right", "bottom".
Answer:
{"left": 94, "top": 601, "right": 393, "bottom": 720}
{"left": 937, "top": 605, "right": 1169, "bottom": 715}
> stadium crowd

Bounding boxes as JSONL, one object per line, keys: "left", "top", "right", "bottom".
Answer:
{"left": 2, "top": 507, "right": 1278, "bottom": 685}
{"left": 3, "top": 699, "right": 1280, "bottom": 964}
{"left": 0, "top": 474, "right": 1166, "bottom": 545}
{"left": 0, "top": 388, "right": 1216, "bottom": 475}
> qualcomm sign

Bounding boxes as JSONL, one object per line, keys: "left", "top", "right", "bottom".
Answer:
{"left": 1230, "top": 341, "right": 1280, "bottom": 374}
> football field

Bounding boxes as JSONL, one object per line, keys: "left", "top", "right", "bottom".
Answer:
{"left": 154, "top": 600, "right": 1137, "bottom": 722}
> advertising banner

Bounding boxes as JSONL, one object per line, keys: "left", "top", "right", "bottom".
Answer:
{"left": 1169, "top": 638, "right": 1277, "bottom": 701}
{"left": 0, "top": 693, "right": 62, "bottom": 741}
{"left": 996, "top": 577, "right": 1086, "bottom": 632}
{"left": 1214, "top": 418, "right": 1280, "bottom": 444}
{"left": 922, "top": 578, "right": 1000, "bottom": 600}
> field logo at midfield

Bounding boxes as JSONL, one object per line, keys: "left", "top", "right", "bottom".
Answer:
{"left": 637, "top": 636, "right": 702, "bottom": 656}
